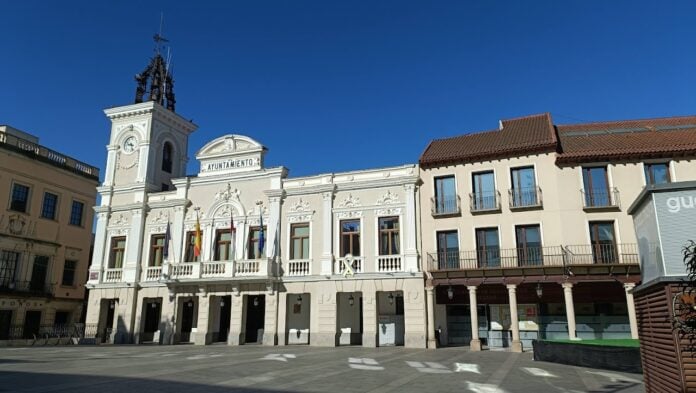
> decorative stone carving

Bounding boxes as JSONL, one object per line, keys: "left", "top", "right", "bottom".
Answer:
{"left": 215, "top": 184, "right": 241, "bottom": 202}
{"left": 376, "top": 207, "right": 402, "bottom": 216}
{"left": 337, "top": 211, "right": 362, "bottom": 219}
{"left": 151, "top": 210, "right": 169, "bottom": 224}
{"left": 288, "top": 214, "right": 313, "bottom": 223}
{"left": 7, "top": 214, "right": 26, "bottom": 235}
{"left": 185, "top": 209, "right": 205, "bottom": 221}
{"left": 376, "top": 190, "right": 399, "bottom": 205}
{"left": 289, "top": 199, "right": 312, "bottom": 213}
{"left": 337, "top": 193, "right": 361, "bottom": 208}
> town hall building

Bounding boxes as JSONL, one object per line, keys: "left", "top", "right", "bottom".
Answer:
{"left": 84, "top": 52, "right": 427, "bottom": 348}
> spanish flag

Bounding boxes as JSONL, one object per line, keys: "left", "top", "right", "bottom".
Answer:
{"left": 193, "top": 211, "right": 202, "bottom": 257}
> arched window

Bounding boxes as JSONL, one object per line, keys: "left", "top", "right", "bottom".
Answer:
{"left": 162, "top": 142, "right": 173, "bottom": 173}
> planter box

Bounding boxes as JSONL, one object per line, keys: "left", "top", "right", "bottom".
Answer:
{"left": 532, "top": 340, "right": 642, "bottom": 374}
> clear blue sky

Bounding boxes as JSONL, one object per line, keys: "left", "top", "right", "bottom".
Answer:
{"left": 2, "top": 1, "right": 695, "bottom": 178}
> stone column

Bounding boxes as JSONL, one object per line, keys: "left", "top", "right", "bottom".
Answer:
{"left": 277, "top": 292, "right": 288, "bottom": 346}
{"left": 624, "top": 283, "right": 639, "bottom": 339}
{"left": 160, "top": 291, "right": 176, "bottom": 345}
{"left": 362, "top": 288, "right": 378, "bottom": 347}
{"left": 103, "top": 144, "right": 118, "bottom": 186}
{"left": 320, "top": 191, "right": 334, "bottom": 275}
{"left": 193, "top": 295, "right": 210, "bottom": 345}
{"left": 228, "top": 291, "right": 244, "bottom": 345}
{"left": 263, "top": 287, "right": 279, "bottom": 346}
{"left": 136, "top": 142, "right": 150, "bottom": 183}
{"left": 89, "top": 210, "right": 109, "bottom": 284}
{"left": 312, "top": 282, "right": 337, "bottom": 346}
{"left": 562, "top": 282, "right": 577, "bottom": 340}
{"left": 123, "top": 209, "right": 145, "bottom": 283}
{"left": 468, "top": 286, "right": 482, "bottom": 351}
{"left": 507, "top": 284, "right": 522, "bottom": 352}
{"left": 403, "top": 183, "right": 419, "bottom": 272}
{"left": 426, "top": 287, "right": 437, "bottom": 348}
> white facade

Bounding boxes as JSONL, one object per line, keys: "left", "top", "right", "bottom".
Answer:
{"left": 85, "top": 101, "right": 426, "bottom": 347}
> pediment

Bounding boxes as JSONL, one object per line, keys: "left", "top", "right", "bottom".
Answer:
{"left": 196, "top": 134, "right": 267, "bottom": 176}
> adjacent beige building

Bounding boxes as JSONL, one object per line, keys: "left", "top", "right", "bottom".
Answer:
{"left": 0, "top": 125, "right": 99, "bottom": 341}
{"left": 419, "top": 113, "right": 696, "bottom": 351}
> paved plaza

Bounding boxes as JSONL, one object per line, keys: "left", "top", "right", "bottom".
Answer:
{"left": 0, "top": 345, "right": 642, "bottom": 393}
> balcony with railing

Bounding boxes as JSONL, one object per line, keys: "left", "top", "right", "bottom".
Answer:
{"left": 582, "top": 188, "right": 620, "bottom": 210}
{"left": 335, "top": 256, "right": 364, "bottom": 275}
{"left": 142, "top": 266, "right": 163, "bottom": 282}
{"left": 509, "top": 187, "right": 543, "bottom": 209}
{"left": 431, "top": 196, "right": 461, "bottom": 217}
{"left": 377, "top": 255, "right": 403, "bottom": 272}
{"left": 470, "top": 191, "right": 501, "bottom": 213}
{"left": 427, "top": 243, "right": 639, "bottom": 271}
{"left": 286, "top": 259, "right": 311, "bottom": 276}
{"left": 103, "top": 268, "right": 123, "bottom": 283}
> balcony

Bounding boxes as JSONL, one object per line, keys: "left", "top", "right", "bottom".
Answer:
{"left": 103, "top": 268, "right": 123, "bottom": 283}
{"left": 427, "top": 243, "right": 638, "bottom": 271}
{"left": 335, "top": 256, "right": 364, "bottom": 275}
{"left": 431, "top": 196, "right": 461, "bottom": 217}
{"left": 0, "top": 280, "right": 53, "bottom": 297}
{"left": 509, "top": 187, "right": 543, "bottom": 209}
{"left": 582, "top": 188, "right": 620, "bottom": 210}
{"left": 142, "top": 266, "right": 163, "bottom": 282}
{"left": 377, "top": 255, "right": 403, "bottom": 272}
{"left": 167, "top": 260, "right": 269, "bottom": 281}
{"left": 470, "top": 191, "right": 501, "bottom": 213}
{"left": 286, "top": 260, "right": 310, "bottom": 276}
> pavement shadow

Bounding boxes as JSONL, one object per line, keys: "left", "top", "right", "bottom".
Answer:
{"left": 0, "top": 370, "right": 300, "bottom": 393}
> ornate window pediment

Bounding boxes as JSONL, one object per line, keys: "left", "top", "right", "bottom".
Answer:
{"left": 337, "top": 193, "right": 361, "bottom": 208}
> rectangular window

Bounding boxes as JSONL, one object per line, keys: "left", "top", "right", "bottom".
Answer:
{"left": 10, "top": 183, "right": 30, "bottom": 213}
{"left": 510, "top": 167, "right": 538, "bottom": 207}
{"left": 582, "top": 167, "right": 611, "bottom": 207}
{"left": 54, "top": 311, "right": 70, "bottom": 326}
{"left": 589, "top": 221, "right": 617, "bottom": 264}
{"left": 378, "top": 217, "right": 400, "bottom": 255}
{"left": 436, "top": 230, "right": 459, "bottom": 269}
{"left": 69, "top": 200, "right": 84, "bottom": 226}
{"left": 290, "top": 224, "right": 310, "bottom": 260}
{"left": 471, "top": 171, "right": 497, "bottom": 210}
{"left": 0, "top": 251, "right": 20, "bottom": 288}
{"left": 41, "top": 192, "right": 58, "bottom": 220}
{"left": 216, "top": 229, "right": 232, "bottom": 260}
{"left": 185, "top": 231, "right": 199, "bottom": 262}
{"left": 434, "top": 176, "right": 457, "bottom": 214}
{"left": 340, "top": 220, "right": 361, "bottom": 257}
{"left": 150, "top": 235, "right": 165, "bottom": 267}
{"left": 61, "top": 260, "right": 77, "bottom": 286}
{"left": 247, "top": 227, "right": 266, "bottom": 259}
{"left": 475, "top": 228, "right": 500, "bottom": 267}
{"left": 644, "top": 163, "right": 670, "bottom": 185}
{"left": 30, "top": 256, "right": 49, "bottom": 292}
{"left": 109, "top": 237, "right": 126, "bottom": 268}
{"left": 515, "top": 225, "right": 542, "bottom": 266}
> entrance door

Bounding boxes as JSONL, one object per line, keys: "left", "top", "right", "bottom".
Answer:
{"left": 23, "top": 311, "right": 41, "bottom": 339}
{"left": 180, "top": 300, "right": 195, "bottom": 343}
{"left": 0, "top": 310, "right": 12, "bottom": 340}
{"left": 218, "top": 296, "right": 231, "bottom": 342}
{"left": 143, "top": 302, "right": 161, "bottom": 341}
{"left": 245, "top": 295, "right": 265, "bottom": 344}
{"left": 101, "top": 301, "right": 115, "bottom": 343}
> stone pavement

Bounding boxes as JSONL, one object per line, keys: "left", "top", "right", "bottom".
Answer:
{"left": 0, "top": 345, "right": 643, "bottom": 392}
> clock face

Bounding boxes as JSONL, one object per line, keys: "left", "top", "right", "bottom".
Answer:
{"left": 123, "top": 136, "right": 137, "bottom": 154}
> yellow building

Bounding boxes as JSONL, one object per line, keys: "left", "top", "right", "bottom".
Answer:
{"left": 0, "top": 125, "right": 99, "bottom": 341}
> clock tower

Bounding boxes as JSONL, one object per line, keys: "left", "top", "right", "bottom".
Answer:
{"left": 89, "top": 46, "right": 197, "bottom": 293}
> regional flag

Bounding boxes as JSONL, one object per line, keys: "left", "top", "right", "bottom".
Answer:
{"left": 163, "top": 220, "right": 172, "bottom": 260}
{"left": 194, "top": 211, "right": 202, "bottom": 257}
{"left": 258, "top": 213, "right": 265, "bottom": 257}
{"left": 230, "top": 214, "right": 236, "bottom": 261}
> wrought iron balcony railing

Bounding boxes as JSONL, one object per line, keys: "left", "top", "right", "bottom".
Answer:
{"left": 509, "top": 187, "right": 543, "bottom": 209}
{"left": 427, "top": 243, "right": 639, "bottom": 271}
{"left": 582, "top": 188, "right": 620, "bottom": 209}
{"left": 0, "top": 280, "right": 53, "bottom": 297}
{"left": 431, "top": 195, "right": 461, "bottom": 216}
{"left": 470, "top": 191, "right": 501, "bottom": 213}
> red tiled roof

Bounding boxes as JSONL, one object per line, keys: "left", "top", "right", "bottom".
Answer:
{"left": 420, "top": 113, "right": 696, "bottom": 167}
{"left": 419, "top": 113, "right": 558, "bottom": 166}
{"left": 556, "top": 115, "right": 696, "bottom": 164}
